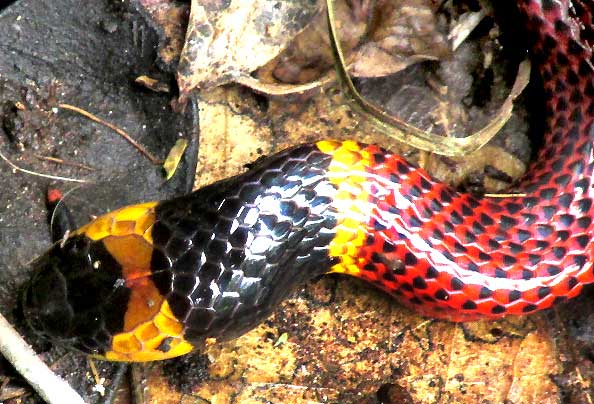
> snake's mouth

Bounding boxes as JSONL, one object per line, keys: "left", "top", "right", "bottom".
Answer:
{"left": 21, "top": 252, "right": 74, "bottom": 341}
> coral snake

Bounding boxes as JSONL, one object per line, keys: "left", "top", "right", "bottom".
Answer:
{"left": 22, "top": 0, "right": 594, "bottom": 362}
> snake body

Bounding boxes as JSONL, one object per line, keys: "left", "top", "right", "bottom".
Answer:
{"left": 23, "top": 0, "right": 594, "bottom": 361}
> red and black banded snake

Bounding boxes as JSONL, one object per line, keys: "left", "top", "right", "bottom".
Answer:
{"left": 22, "top": 0, "right": 594, "bottom": 362}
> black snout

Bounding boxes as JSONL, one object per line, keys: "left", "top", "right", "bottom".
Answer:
{"left": 22, "top": 254, "right": 74, "bottom": 339}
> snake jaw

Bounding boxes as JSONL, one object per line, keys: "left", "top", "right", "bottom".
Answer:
{"left": 22, "top": 235, "right": 131, "bottom": 357}
{"left": 22, "top": 250, "right": 75, "bottom": 341}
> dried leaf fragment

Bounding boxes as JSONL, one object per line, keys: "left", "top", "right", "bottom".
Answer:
{"left": 163, "top": 138, "right": 188, "bottom": 180}
{"left": 274, "top": 332, "right": 289, "bottom": 347}
{"left": 350, "top": 0, "right": 450, "bottom": 77}
{"left": 177, "top": 0, "right": 320, "bottom": 93}
{"left": 256, "top": 0, "right": 449, "bottom": 91}
{"left": 135, "top": 75, "right": 170, "bottom": 93}
{"left": 135, "top": 0, "right": 190, "bottom": 69}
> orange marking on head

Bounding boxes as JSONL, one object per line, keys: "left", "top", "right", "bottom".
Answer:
{"left": 102, "top": 235, "right": 152, "bottom": 270}
{"left": 124, "top": 282, "right": 164, "bottom": 332}
{"left": 99, "top": 300, "right": 194, "bottom": 362}
{"left": 112, "top": 220, "right": 137, "bottom": 236}
{"left": 73, "top": 201, "right": 157, "bottom": 242}
{"left": 92, "top": 227, "right": 194, "bottom": 361}
{"left": 102, "top": 235, "right": 163, "bottom": 333}
{"left": 135, "top": 322, "right": 160, "bottom": 341}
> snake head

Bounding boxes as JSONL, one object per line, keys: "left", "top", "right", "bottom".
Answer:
{"left": 22, "top": 247, "right": 74, "bottom": 340}
{"left": 22, "top": 235, "right": 126, "bottom": 356}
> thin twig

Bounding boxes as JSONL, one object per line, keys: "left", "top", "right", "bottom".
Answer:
{"left": 0, "top": 384, "right": 28, "bottom": 401}
{"left": 58, "top": 103, "right": 164, "bottom": 165}
{"left": 236, "top": 74, "right": 332, "bottom": 95}
{"left": 0, "top": 149, "right": 89, "bottom": 183}
{"left": 101, "top": 364, "right": 128, "bottom": 404}
{"left": 574, "top": 366, "right": 594, "bottom": 404}
{"left": 0, "top": 313, "right": 87, "bottom": 404}
{"left": 32, "top": 154, "right": 95, "bottom": 171}
{"left": 87, "top": 359, "right": 104, "bottom": 396}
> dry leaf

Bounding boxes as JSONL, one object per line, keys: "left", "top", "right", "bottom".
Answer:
{"left": 257, "top": 0, "right": 368, "bottom": 85}
{"left": 177, "top": 0, "right": 320, "bottom": 93}
{"left": 135, "top": 0, "right": 190, "bottom": 69}
{"left": 134, "top": 75, "right": 170, "bottom": 93}
{"left": 138, "top": 0, "right": 449, "bottom": 96}
{"left": 350, "top": 0, "right": 449, "bottom": 77}
{"left": 162, "top": 138, "right": 188, "bottom": 180}
{"left": 257, "top": 0, "right": 449, "bottom": 87}
{"left": 193, "top": 86, "right": 274, "bottom": 187}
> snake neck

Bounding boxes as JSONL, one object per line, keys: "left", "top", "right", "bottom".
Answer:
{"left": 150, "top": 145, "right": 341, "bottom": 342}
